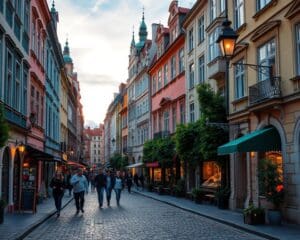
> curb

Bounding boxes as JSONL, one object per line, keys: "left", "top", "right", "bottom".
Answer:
{"left": 133, "top": 190, "right": 279, "bottom": 240}
{"left": 15, "top": 197, "right": 73, "bottom": 240}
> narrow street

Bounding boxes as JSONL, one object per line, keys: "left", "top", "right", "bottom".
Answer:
{"left": 25, "top": 191, "right": 265, "bottom": 240}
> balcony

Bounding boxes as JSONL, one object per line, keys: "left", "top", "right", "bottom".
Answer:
{"left": 4, "top": 104, "right": 26, "bottom": 129}
{"left": 207, "top": 56, "right": 226, "bottom": 80}
{"left": 249, "top": 77, "right": 281, "bottom": 106}
{"left": 154, "top": 131, "right": 170, "bottom": 139}
{"left": 127, "top": 147, "right": 133, "bottom": 154}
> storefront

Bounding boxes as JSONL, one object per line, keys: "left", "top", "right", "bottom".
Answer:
{"left": 201, "top": 161, "right": 221, "bottom": 188}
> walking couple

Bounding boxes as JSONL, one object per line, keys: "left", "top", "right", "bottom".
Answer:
{"left": 94, "top": 169, "right": 124, "bottom": 207}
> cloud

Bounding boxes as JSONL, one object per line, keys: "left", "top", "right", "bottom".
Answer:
{"left": 80, "top": 73, "right": 121, "bottom": 87}
{"left": 48, "top": 0, "right": 195, "bottom": 124}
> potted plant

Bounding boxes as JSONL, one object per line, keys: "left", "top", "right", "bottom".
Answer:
{"left": 172, "top": 179, "right": 185, "bottom": 197}
{"left": 0, "top": 198, "right": 7, "bottom": 224}
{"left": 243, "top": 203, "right": 265, "bottom": 225}
{"left": 191, "top": 188, "right": 204, "bottom": 204}
{"left": 258, "top": 158, "right": 284, "bottom": 225}
{"left": 215, "top": 187, "right": 230, "bottom": 209}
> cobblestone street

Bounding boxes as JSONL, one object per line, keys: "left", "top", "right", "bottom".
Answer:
{"left": 24, "top": 191, "right": 265, "bottom": 240}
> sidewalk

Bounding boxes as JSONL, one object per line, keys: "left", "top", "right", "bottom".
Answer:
{"left": 133, "top": 189, "right": 300, "bottom": 240}
{"left": 0, "top": 195, "right": 73, "bottom": 240}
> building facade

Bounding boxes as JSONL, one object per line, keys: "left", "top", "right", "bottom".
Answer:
{"left": 126, "top": 12, "right": 157, "bottom": 172}
{"left": 148, "top": 1, "right": 189, "bottom": 183}
{"left": 221, "top": 0, "right": 300, "bottom": 223}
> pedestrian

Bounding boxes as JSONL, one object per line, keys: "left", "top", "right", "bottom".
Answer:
{"left": 84, "top": 170, "right": 90, "bottom": 190}
{"left": 114, "top": 171, "right": 124, "bottom": 206}
{"left": 90, "top": 170, "right": 96, "bottom": 192}
{"left": 105, "top": 170, "right": 115, "bottom": 207}
{"left": 66, "top": 170, "right": 73, "bottom": 197}
{"left": 70, "top": 168, "right": 88, "bottom": 214}
{"left": 50, "top": 172, "right": 65, "bottom": 217}
{"left": 139, "top": 173, "right": 145, "bottom": 191}
{"left": 126, "top": 172, "right": 133, "bottom": 193}
{"left": 94, "top": 168, "right": 106, "bottom": 208}
{"left": 133, "top": 173, "right": 139, "bottom": 190}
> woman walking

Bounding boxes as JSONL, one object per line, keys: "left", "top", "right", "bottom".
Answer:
{"left": 126, "top": 172, "right": 133, "bottom": 193}
{"left": 50, "top": 172, "right": 65, "bottom": 217}
{"left": 114, "top": 171, "right": 124, "bottom": 206}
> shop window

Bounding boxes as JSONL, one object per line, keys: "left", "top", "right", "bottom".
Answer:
{"left": 201, "top": 161, "right": 221, "bottom": 188}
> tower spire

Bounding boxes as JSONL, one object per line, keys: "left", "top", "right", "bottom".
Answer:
{"left": 131, "top": 26, "right": 135, "bottom": 47}
{"left": 138, "top": 7, "right": 147, "bottom": 43}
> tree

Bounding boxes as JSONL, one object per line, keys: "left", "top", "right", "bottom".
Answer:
{"left": 0, "top": 104, "right": 9, "bottom": 148}
{"left": 110, "top": 153, "right": 128, "bottom": 170}
{"left": 175, "top": 121, "right": 202, "bottom": 166}
{"left": 197, "top": 83, "right": 228, "bottom": 160}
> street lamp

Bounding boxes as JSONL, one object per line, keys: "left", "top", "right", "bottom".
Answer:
{"left": 217, "top": 18, "right": 238, "bottom": 115}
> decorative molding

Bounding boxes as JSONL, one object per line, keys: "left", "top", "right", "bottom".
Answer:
{"left": 284, "top": 0, "right": 300, "bottom": 20}
{"left": 250, "top": 20, "right": 281, "bottom": 42}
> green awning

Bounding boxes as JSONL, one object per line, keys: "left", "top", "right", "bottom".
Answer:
{"left": 218, "top": 127, "right": 281, "bottom": 155}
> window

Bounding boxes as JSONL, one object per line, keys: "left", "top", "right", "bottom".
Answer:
{"left": 164, "top": 64, "right": 168, "bottom": 86}
{"left": 163, "top": 111, "right": 169, "bottom": 131}
{"left": 179, "top": 48, "right": 185, "bottom": 73}
{"left": 234, "top": 0, "right": 244, "bottom": 29}
{"left": 296, "top": 24, "right": 300, "bottom": 75}
{"left": 24, "top": 0, "right": 30, "bottom": 32}
{"left": 6, "top": 2, "right": 13, "bottom": 27}
{"left": 172, "top": 106, "right": 176, "bottom": 132}
{"left": 171, "top": 56, "right": 176, "bottom": 79}
{"left": 23, "top": 69, "right": 28, "bottom": 115}
{"left": 221, "top": 0, "right": 226, "bottom": 13}
{"left": 189, "top": 63, "right": 195, "bottom": 89}
{"left": 15, "top": 61, "right": 21, "bottom": 111}
{"left": 152, "top": 76, "right": 156, "bottom": 94}
{"left": 158, "top": 69, "right": 162, "bottom": 90}
{"left": 32, "top": 18, "right": 36, "bottom": 52}
{"left": 5, "top": 50, "right": 13, "bottom": 105}
{"left": 190, "top": 102, "right": 195, "bottom": 123}
{"left": 0, "top": 0, "right": 3, "bottom": 13}
{"left": 258, "top": 39, "right": 276, "bottom": 81}
{"left": 234, "top": 59, "right": 245, "bottom": 99}
{"left": 198, "top": 15, "right": 205, "bottom": 44}
{"left": 15, "top": 0, "right": 21, "bottom": 17}
{"left": 188, "top": 28, "right": 194, "bottom": 51}
{"left": 210, "top": 0, "right": 217, "bottom": 22}
{"left": 209, "top": 28, "right": 220, "bottom": 61}
{"left": 180, "top": 102, "right": 185, "bottom": 124}
{"left": 257, "top": 0, "right": 271, "bottom": 11}
{"left": 198, "top": 55, "right": 205, "bottom": 83}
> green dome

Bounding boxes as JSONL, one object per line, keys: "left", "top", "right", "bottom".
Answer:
{"left": 63, "top": 39, "right": 73, "bottom": 64}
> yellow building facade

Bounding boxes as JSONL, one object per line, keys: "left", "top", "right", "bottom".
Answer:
{"left": 226, "top": 0, "right": 300, "bottom": 223}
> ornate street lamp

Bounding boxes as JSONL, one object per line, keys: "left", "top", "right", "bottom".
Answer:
{"left": 217, "top": 19, "right": 238, "bottom": 58}
{"left": 216, "top": 18, "right": 238, "bottom": 115}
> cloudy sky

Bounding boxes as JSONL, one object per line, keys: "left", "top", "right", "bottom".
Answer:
{"left": 48, "top": 0, "right": 195, "bottom": 128}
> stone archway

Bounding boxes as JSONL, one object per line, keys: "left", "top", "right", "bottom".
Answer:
{"left": 1, "top": 147, "right": 10, "bottom": 203}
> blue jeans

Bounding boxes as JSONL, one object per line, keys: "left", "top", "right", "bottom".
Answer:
{"left": 97, "top": 187, "right": 105, "bottom": 206}
{"left": 114, "top": 189, "right": 122, "bottom": 205}
{"left": 106, "top": 187, "right": 112, "bottom": 204}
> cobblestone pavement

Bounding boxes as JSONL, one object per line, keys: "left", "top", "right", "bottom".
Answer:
{"left": 25, "top": 191, "right": 266, "bottom": 240}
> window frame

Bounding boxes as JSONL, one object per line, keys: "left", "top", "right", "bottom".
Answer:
{"left": 189, "top": 102, "right": 195, "bottom": 123}
{"left": 256, "top": 0, "right": 272, "bottom": 11}
{"left": 198, "top": 15, "right": 205, "bottom": 44}
{"left": 257, "top": 38, "right": 276, "bottom": 81}
{"left": 188, "top": 28, "right": 194, "bottom": 52}
{"left": 189, "top": 62, "right": 195, "bottom": 89}
{"left": 234, "top": 59, "right": 245, "bottom": 99}
{"left": 234, "top": 0, "right": 244, "bottom": 30}
{"left": 198, "top": 55, "right": 205, "bottom": 84}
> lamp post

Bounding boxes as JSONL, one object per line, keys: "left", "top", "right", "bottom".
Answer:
{"left": 216, "top": 18, "right": 238, "bottom": 115}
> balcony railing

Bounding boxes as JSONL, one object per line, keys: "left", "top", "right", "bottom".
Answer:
{"left": 154, "top": 131, "right": 170, "bottom": 139}
{"left": 249, "top": 77, "right": 281, "bottom": 106}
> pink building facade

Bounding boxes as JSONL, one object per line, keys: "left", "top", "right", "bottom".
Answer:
{"left": 149, "top": 1, "right": 188, "bottom": 137}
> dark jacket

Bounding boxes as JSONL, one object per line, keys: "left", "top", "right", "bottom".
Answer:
{"left": 126, "top": 175, "right": 133, "bottom": 186}
{"left": 50, "top": 178, "right": 65, "bottom": 195}
{"left": 94, "top": 173, "right": 106, "bottom": 188}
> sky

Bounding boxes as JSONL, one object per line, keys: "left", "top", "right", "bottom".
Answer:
{"left": 48, "top": 0, "right": 195, "bottom": 128}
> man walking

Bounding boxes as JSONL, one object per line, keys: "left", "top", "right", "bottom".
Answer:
{"left": 70, "top": 168, "right": 88, "bottom": 214}
{"left": 94, "top": 168, "right": 106, "bottom": 208}
{"left": 105, "top": 170, "right": 115, "bottom": 207}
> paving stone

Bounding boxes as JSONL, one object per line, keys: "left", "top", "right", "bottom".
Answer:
{"left": 24, "top": 191, "right": 265, "bottom": 240}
